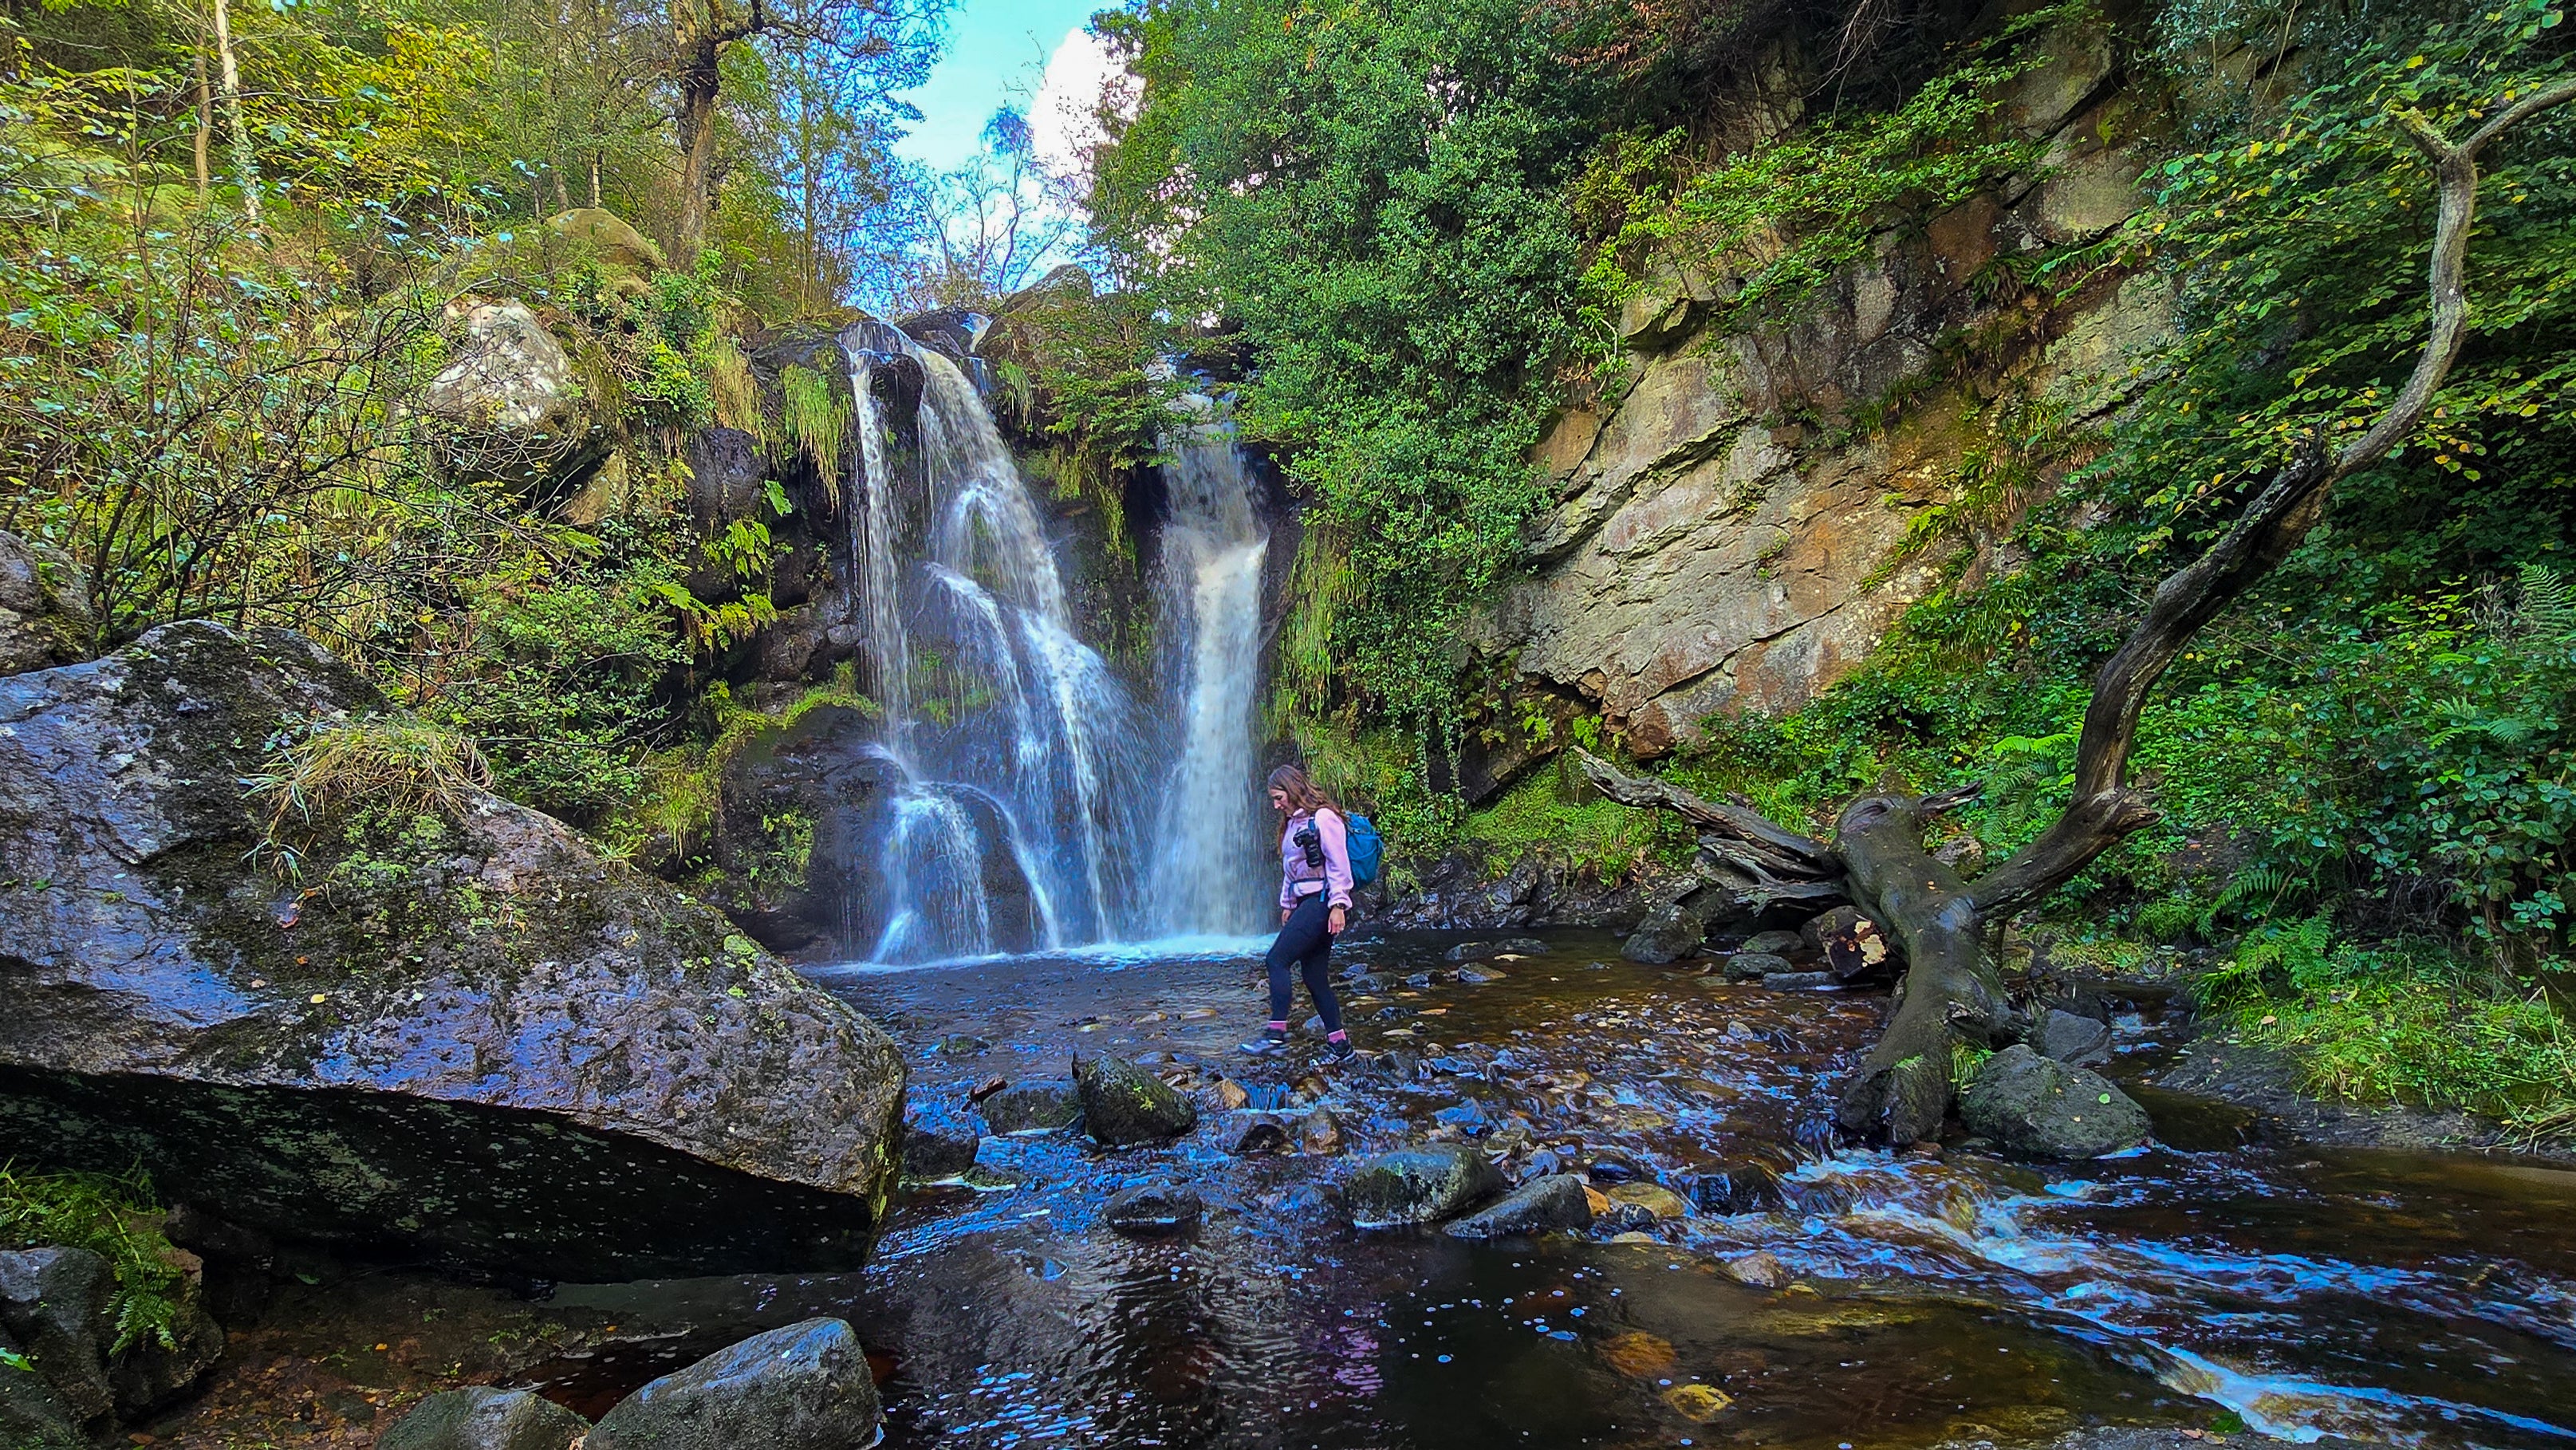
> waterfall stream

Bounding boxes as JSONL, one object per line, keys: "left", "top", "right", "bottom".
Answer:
{"left": 837, "top": 332, "right": 1269, "bottom": 962}
{"left": 1152, "top": 428, "right": 1271, "bottom": 936}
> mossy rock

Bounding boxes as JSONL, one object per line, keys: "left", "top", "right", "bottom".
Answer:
{"left": 1073, "top": 1055, "right": 1197, "bottom": 1146}
{"left": 0, "top": 623, "right": 907, "bottom": 1280}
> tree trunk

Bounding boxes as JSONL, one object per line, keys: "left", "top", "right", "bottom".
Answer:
{"left": 208, "top": 0, "right": 258, "bottom": 227}
{"left": 191, "top": 51, "right": 212, "bottom": 204}
{"left": 1577, "top": 80, "right": 2576, "bottom": 1144}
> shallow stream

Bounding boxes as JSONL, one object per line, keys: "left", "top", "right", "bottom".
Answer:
{"left": 501, "top": 930, "right": 2576, "bottom": 1450}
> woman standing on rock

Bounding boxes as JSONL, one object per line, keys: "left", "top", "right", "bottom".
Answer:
{"left": 1242, "top": 765, "right": 1356, "bottom": 1060}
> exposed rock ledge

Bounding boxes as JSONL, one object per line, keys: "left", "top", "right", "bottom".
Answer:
{"left": 1479, "top": 25, "right": 2173, "bottom": 762}
{"left": 0, "top": 622, "right": 906, "bottom": 1280}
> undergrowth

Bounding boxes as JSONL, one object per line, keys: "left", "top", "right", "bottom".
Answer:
{"left": 1461, "top": 770, "right": 1686, "bottom": 884}
{"left": 0, "top": 1166, "right": 187, "bottom": 1353}
{"left": 249, "top": 714, "right": 492, "bottom": 877}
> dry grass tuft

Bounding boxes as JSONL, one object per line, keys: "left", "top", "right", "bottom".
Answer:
{"left": 248, "top": 714, "right": 491, "bottom": 875}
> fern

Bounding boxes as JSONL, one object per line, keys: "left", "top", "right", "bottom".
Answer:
{"left": 2519, "top": 561, "right": 2576, "bottom": 644}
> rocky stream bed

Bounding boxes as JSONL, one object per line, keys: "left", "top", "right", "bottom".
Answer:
{"left": 129, "top": 930, "right": 2576, "bottom": 1450}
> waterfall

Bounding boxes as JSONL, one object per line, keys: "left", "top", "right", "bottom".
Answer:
{"left": 833, "top": 330, "right": 1271, "bottom": 962}
{"left": 1152, "top": 428, "right": 1271, "bottom": 936}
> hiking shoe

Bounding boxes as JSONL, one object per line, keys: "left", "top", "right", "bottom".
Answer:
{"left": 1238, "top": 1028, "right": 1290, "bottom": 1056}
{"left": 1323, "top": 1037, "right": 1357, "bottom": 1062}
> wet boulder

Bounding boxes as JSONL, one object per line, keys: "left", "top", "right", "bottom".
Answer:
{"left": 1960, "top": 1046, "right": 2152, "bottom": 1159}
{"left": 1344, "top": 1147, "right": 1506, "bottom": 1229}
{"left": 980, "top": 1080, "right": 1083, "bottom": 1136}
{"left": 1722, "top": 952, "right": 1792, "bottom": 981}
{"left": 1623, "top": 887, "right": 1732, "bottom": 963}
{"left": 1444, "top": 1174, "right": 1593, "bottom": 1239}
{"left": 0, "top": 623, "right": 908, "bottom": 1282}
{"left": 0, "top": 533, "right": 93, "bottom": 676}
{"left": 2030, "top": 1007, "right": 2113, "bottom": 1067}
{"left": 900, "top": 1125, "right": 979, "bottom": 1184}
{"left": 378, "top": 1386, "right": 589, "bottom": 1450}
{"left": 1103, "top": 1182, "right": 1202, "bottom": 1236}
{"left": 1688, "top": 1164, "right": 1786, "bottom": 1216}
{"left": 1075, "top": 1055, "right": 1198, "bottom": 1145}
{"left": 1739, "top": 929, "right": 1804, "bottom": 956}
{"left": 589, "top": 1318, "right": 878, "bottom": 1450}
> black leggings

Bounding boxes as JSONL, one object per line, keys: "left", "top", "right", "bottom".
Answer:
{"left": 1266, "top": 893, "right": 1343, "bottom": 1033}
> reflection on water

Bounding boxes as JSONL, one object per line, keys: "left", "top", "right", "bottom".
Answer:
{"left": 510, "top": 933, "right": 2576, "bottom": 1449}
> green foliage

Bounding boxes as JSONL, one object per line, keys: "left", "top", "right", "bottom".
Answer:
{"left": 1096, "top": 0, "right": 1616, "bottom": 731}
{"left": 0, "top": 1165, "right": 187, "bottom": 1354}
{"left": 1648, "top": 20, "right": 2057, "bottom": 330}
{"left": 1462, "top": 771, "right": 1680, "bottom": 882}
{"left": 250, "top": 712, "right": 493, "bottom": 877}
{"left": 2220, "top": 936, "right": 2576, "bottom": 1139}
{"left": 781, "top": 364, "right": 848, "bottom": 498}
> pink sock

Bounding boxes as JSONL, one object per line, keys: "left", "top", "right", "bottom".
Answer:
{"left": 1267, "top": 1020, "right": 1289, "bottom": 1031}
{"left": 1327, "top": 1030, "right": 1349, "bottom": 1042}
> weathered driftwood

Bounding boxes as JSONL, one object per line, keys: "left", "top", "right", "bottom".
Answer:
{"left": 1578, "top": 85, "right": 2576, "bottom": 1141}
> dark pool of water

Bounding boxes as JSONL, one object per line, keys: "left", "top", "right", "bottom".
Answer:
{"left": 504, "top": 932, "right": 2576, "bottom": 1449}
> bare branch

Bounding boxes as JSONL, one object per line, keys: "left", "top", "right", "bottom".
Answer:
{"left": 1570, "top": 747, "right": 1840, "bottom": 877}
{"left": 1964, "top": 80, "right": 2576, "bottom": 918}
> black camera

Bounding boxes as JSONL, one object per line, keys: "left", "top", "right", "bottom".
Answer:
{"left": 1293, "top": 823, "right": 1325, "bottom": 868}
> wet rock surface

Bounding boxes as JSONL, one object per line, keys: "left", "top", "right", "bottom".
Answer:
{"left": 1961, "top": 1046, "right": 2153, "bottom": 1158}
{"left": 1102, "top": 1182, "right": 1202, "bottom": 1235}
{"left": 1075, "top": 1054, "right": 1199, "bottom": 1145}
{"left": 588, "top": 1318, "right": 878, "bottom": 1450}
{"left": 0, "top": 623, "right": 906, "bottom": 1280}
{"left": 979, "top": 1080, "right": 1082, "bottom": 1136}
{"left": 1443, "top": 1173, "right": 1593, "bottom": 1239}
{"left": 1345, "top": 1147, "right": 1507, "bottom": 1229}
{"left": 377, "top": 1386, "right": 589, "bottom": 1450}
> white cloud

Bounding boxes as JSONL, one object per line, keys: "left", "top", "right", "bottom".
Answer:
{"left": 1028, "top": 27, "right": 1127, "bottom": 179}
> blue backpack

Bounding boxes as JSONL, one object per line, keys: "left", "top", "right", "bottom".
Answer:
{"left": 1342, "top": 812, "right": 1384, "bottom": 885}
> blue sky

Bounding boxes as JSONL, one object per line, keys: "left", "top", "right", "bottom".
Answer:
{"left": 896, "top": 0, "right": 1109, "bottom": 171}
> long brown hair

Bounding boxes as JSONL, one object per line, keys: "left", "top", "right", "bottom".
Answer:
{"left": 1266, "top": 764, "right": 1340, "bottom": 818}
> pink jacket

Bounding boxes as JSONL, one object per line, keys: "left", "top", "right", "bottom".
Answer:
{"left": 1278, "top": 809, "right": 1354, "bottom": 910}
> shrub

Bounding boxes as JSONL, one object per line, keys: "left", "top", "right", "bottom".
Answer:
{"left": 0, "top": 1166, "right": 188, "bottom": 1353}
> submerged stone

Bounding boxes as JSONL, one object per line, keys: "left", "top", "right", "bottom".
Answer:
{"left": 1103, "top": 1182, "right": 1202, "bottom": 1236}
{"left": 378, "top": 1387, "right": 589, "bottom": 1450}
{"left": 1344, "top": 1146, "right": 1505, "bottom": 1228}
{"left": 1074, "top": 1054, "right": 1198, "bottom": 1145}
{"left": 899, "top": 1125, "right": 979, "bottom": 1184}
{"left": 1444, "top": 1173, "right": 1593, "bottom": 1239}
{"left": 589, "top": 1318, "right": 877, "bottom": 1450}
{"left": 1445, "top": 937, "right": 1546, "bottom": 963}
{"left": 1960, "top": 1045, "right": 2152, "bottom": 1159}
{"left": 0, "top": 623, "right": 907, "bottom": 1282}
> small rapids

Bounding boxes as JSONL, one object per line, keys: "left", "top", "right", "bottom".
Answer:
{"left": 485, "top": 935, "right": 2576, "bottom": 1450}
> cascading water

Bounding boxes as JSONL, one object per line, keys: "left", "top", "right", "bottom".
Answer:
{"left": 1150, "top": 426, "right": 1271, "bottom": 936}
{"left": 833, "top": 329, "right": 1276, "bottom": 962}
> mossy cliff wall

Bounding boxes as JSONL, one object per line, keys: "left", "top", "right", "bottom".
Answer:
{"left": 1477, "top": 26, "right": 2172, "bottom": 761}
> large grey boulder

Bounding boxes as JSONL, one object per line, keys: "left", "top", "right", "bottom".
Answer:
{"left": 588, "top": 1318, "right": 879, "bottom": 1450}
{"left": 1345, "top": 1147, "right": 1507, "bottom": 1229}
{"left": 417, "top": 299, "right": 609, "bottom": 485}
{"left": 0, "top": 623, "right": 906, "bottom": 1280}
{"left": 1961, "top": 1046, "right": 2152, "bottom": 1159}
{"left": 1444, "top": 1174, "right": 1593, "bottom": 1239}
{"left": 0, "top": 533, "right": 93, "bottom": 676}
{"left": 379, "top": 1386, "right": 589, "bottom": 1450}
{"left": 1622, "top": 885, "right": 1732, "bottom": 964}
{"left": 1074, "top": 1054, "right": 1196, "bottom": 1146}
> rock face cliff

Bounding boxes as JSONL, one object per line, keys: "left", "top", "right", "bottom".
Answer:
{"left": 0, "top": 622, "right": 907, "bottom": 1279}
{"left": 1483, "top": 30, "right": 2171, "bottom": 762}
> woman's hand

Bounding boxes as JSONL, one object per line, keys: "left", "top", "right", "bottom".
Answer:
{"left": 1281, "top": 908, "right": 1293, "bottom": 926}
{"left": 1327, "top": 905, "right": 1347, "bottom": 936}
